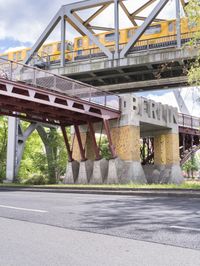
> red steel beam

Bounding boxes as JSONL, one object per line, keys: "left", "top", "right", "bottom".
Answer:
{"left": 74, "top": 124, "right": 87, "bottom": 161}
{"left": 88, "top": 121, "right": 101, "bottom": 160}
{"left": 61, "top": 126, "right": 73, "bottom": 162}
{"left": 103, "top": 119, "right": 117, "bottom": 158}
{"left": 0, "top": 79, "right": 120, "bottom": 123}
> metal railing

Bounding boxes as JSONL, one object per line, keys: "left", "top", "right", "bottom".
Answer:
{"left": 46, "top": 31, "right": 197, "bottom": 64}
{"left": 0, "top": 58, "right": 120, "bottom": 110}
{"left": 178, "top": 113, "right": 200, "bottom": 129}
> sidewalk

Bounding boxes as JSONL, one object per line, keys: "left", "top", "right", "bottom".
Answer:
{"left": 1, "top": 185, "right": 200, "bottom": 198}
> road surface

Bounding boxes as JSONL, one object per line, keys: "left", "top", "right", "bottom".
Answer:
{"left": 0, "top": 191, "right": 200, "bottom": 265}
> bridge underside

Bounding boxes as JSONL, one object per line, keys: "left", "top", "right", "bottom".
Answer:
{"left": 51, "top": 46, "right": 197, "bottom": 92}
{"left": 0, "top": 78, "right": 120, "bottom": 126}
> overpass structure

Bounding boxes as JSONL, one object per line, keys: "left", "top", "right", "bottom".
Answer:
{"left": 0, "top": 58, "right": 199, "bottom": 184}
{"left": 1, "top": 0, "right": 199, "bottom": 184}
{"left": 0, "top": 58, "right": 120, "bottom": 180}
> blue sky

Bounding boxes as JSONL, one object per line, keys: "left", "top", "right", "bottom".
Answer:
{"left": 0, "top": 0, "right": 199, "bottom": 116}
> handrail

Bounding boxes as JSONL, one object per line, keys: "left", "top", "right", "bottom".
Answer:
{"left": 0, "top": 57, "right": 120, "bottom": 111}
{"left": 178, "top": 113, "right": 200, "bottom": 129}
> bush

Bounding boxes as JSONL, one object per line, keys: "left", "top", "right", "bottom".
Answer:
{"left": 22, "top": 174, "right": 47, "bottom": 185}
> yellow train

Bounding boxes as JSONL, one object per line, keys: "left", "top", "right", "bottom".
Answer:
{"left": 0, "top": 17, "right": 198, "bottom": 65}
{"left": 0, "top": 41, "right": 73, "bottom": 63}
{"left": 73, "top": 18, "right": 198, "bottom": 59}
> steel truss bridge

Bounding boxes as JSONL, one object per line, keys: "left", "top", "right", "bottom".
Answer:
{"left": 23, "top": 0, "right": 197, "bottom": 93}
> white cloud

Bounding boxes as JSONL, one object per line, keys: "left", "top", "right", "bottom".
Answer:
{"left": 145, "top": 88, "right": 200, "bottom": 117}
{"left": 0, "top": 0, "right": 185, "bottom": 47}
{"left": 4, "top": 46, "right": 27, "bottom": 53}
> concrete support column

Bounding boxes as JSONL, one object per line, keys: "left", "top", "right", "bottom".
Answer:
{"left": 154, "top": 133, "right": 180, "bottom": 165}
{"left": 111, "top": 125, "right": 140, "bottom": 161}
{"left": 154, "top": 132, "right": 184, "bottom": 184}
{"left": 108, "top": 125, "right": 146, "bottom": 184}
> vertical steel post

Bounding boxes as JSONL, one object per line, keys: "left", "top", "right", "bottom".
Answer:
{"left": 6, "top": 117, "right": 18, "bottom": 182}
{"left": 74, "top": 124, "right": 86, "bottom": 161}
{"left": 61, "top": 16, "right": 66, "bottom": 67}
{"left": 61, "top": 125, "right": 73, "bottom": 162}
{"left": 182, "top": 133, "right": 185, "bottom": 153}
{"left": 88, "top": 121, "right": 101, "bottom": 160}
{"left": 103, "top": 119, "right": 117, "bottom": 158}
{"left": 175, "top": 0, "right": 181, "bottom": 48}
{"left": 114, "top": 0, "right": 120, "bottom": 59}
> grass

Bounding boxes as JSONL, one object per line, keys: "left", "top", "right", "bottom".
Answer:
{"left": 1, "top": 180, "right": 200, "bottom": 190}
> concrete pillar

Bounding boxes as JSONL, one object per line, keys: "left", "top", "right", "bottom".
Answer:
{"left": 111, "top": 125, "right": 140, "bottom": 161}
{"left": 154, "top": 132, "right": 180, "bottom": 165}
{"left": 109, "top": 125, "right": 146, "bottom": 184}
{"left": 154, "top": 132, "right": 184, "bottom": 184}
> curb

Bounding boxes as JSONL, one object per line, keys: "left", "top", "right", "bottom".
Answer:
{"left": 1, "top": 186, "right": 200, "bottom": 198}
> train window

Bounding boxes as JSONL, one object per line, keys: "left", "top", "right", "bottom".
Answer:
{"left": 13, "top": 53, "right": 17, "bottom": 61}
{"left": 57, "top": 42, "right": 73, "bottom": 51}
{"left": 66, "top": 42, "right": 73, "bottom": 51}
{"left": 168, "top": 22, "right": 175, "bottom": 32}
{"left": 77, "top": 39, "right": 83, "bottom": 47}
{"left": 127, "top": 29, "right": 135, "bottom": 38}
{"left": 144, "top": 25, "right": 161, "bottom": 35}
{"left": 43, "top": 45, "right": 53, "bottom": 54}
{"left": 18, "top": 51, "right": 22, "bottom": 60}
{"left": 77, "top": 50, "right": 82, "bottom": 55}
{"left": 57, "top": 43, "right": 61, "bottom": 51}
{"left": 105, "top": 33, "right": 115, "bottom": 42}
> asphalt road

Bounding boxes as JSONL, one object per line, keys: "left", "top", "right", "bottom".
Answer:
{"left": 0, "top": 191, "right": 200, "bottom": 266}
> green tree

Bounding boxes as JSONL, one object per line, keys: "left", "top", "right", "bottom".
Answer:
{"left": 0, "top": 116, "right": 8, "bottom": 182}
{"left": 98, "top": 135, "right": 112, "bottom": 160}
{"left": 19, "top": 124, "right": 68, "bottom": 184}
{"left": 182, "top": 155, "right": 199, "bottom": 178}
{"left": 185, "top": 0, "right": 200, "bottom": 86}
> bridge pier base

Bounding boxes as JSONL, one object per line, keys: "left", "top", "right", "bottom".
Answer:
{"left": 76, "top": 160, "right": 93, "bottom": 184}
{"left": 90, "top": 159, "right": 108, "bottom": 184}
{"left": 64, "top": 160, "right": 79, "bottom": 184}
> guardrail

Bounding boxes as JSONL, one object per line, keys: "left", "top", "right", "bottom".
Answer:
{"left": 178, "top": 113, "right": 200, "bottom": 129}
{"left": 0, "top": 58, "right": 120, "bottom": 111}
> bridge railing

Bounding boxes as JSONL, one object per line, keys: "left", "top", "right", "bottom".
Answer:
{"left": 46, "top": 32, "right": 197, "bottom": 64}
{"left": 178, "top": 113, "right": 200, "bottom": 129}
{"left": 0, "top": 58, "right": 120, "bottom": 111}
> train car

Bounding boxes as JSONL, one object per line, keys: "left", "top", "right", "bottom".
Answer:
{"left": 0, "top": 40, "right": 73, "bottom": 65}
{"left": 41, "top": 41, "right": 73, "bottom": 64}
{"left": 73, "top": 17, "right": 199, "bottom": 60}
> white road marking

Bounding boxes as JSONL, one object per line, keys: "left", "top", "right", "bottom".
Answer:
{"left": 0, "top": 205, "right": 48, "bottom": 213}
{"left": 170, "top": 225, "right": 200, "bottom": 232}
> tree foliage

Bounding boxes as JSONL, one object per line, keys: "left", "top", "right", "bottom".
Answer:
{"left": 19, "top": 124, "right": 68, "bottom": 184}
{"left": 0, "top": 117, "right": 8, "bottom": 182}
{"left": 182, "top": 155, "right": 199, "bottom": 178}
{"left": 185, "top": 0, "right": 200, "bottom": 86}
